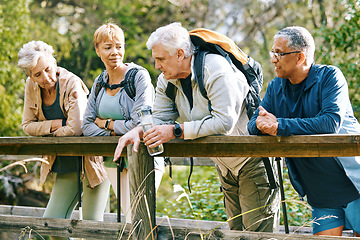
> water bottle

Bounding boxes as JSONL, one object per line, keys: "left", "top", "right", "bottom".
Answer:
{"left": 136, "top": 105, "right": 164, "bottom": 156}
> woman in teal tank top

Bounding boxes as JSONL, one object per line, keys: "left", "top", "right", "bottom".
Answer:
{"left": 82, "top": 23, "right": 164, "bottom": 223}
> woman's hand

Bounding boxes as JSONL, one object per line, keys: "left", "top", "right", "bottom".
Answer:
{"left": 51, "top": 119, "right": 64, "bottom": 132}
{"left": 94, "top": 117, "right": 106, "bottom": 128}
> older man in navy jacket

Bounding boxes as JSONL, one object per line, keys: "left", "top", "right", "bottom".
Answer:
{"left": 248, "top": 26, "right": 360, "bottom": 237}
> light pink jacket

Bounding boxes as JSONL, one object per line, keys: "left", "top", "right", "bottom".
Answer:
{"left": 22, "top": 67, "right": 107, "bottom": 188}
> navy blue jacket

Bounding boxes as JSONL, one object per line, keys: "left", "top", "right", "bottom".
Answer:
{"left": 248, "top": 64, "right": 360, "bottom": 207}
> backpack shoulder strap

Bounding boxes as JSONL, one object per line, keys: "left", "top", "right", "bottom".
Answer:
{"left": 94, "top": 71, "right": 106, "bottom": 100}
{"left": 262, "top": 157, "right": 278, "bottom": 190}
{"left": 165, "top": 81, "right": 176, "bottom": 102}
{"left": 193, "top": 50, "right": 212, "bottom": 112}
{"left": 165, "top": 81, "right": 178, "bottom": 111}
{"left": 123, "top": 68, "right": 139, "bottom": 100}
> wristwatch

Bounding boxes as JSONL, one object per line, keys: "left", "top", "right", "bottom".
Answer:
{"left": 173, "top": 123, "right": 183, "bottom": 138}
{"left": 104, "top": 119, "right": 111, "bottom": 130}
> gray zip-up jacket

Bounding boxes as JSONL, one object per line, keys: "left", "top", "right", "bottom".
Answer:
{"left": 82, "top": 63, "right": 154, "bottom": 136}
{"left": 153, "top": 53, "right": 251, "bottom": 176}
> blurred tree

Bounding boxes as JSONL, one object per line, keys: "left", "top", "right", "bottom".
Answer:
{"left": 1, "top": 0, "right": 358, "bottom": 130}
{"left": 0, "top": 0, "right": 31, "bottom": 136}
{"left": 28, "top": 0, "right": 210, "bottom": 87}
{"left": 199, "top": 0, "right": 359, "bottom": 117}
{"left": 316, "top": 1, "right": 360, "bottom": 118}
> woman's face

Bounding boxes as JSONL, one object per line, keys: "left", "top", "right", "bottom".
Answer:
{"left": 29, "top": 56, "right": 57, "bottom": 91}
{"left": 96, "top": 40, "right": 125, "bottom": 70}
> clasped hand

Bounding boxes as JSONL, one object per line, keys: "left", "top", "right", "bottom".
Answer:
{"left": 256, "top": 106, "right": 278, "bottom": 136}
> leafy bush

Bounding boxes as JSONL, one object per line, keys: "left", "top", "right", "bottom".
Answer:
{"left": 156, "top": 166, "right": 226, "bottom": 221}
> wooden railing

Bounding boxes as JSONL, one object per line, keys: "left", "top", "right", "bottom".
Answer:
{"left": 0, "top": 135, "right": 359, "bottom": 239}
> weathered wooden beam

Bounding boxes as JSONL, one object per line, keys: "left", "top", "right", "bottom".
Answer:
{"left": 0, "top": 134, "right": 360, "bottom": 157}
{"left": 0, "top": 205, "right": 230, "bottom": 231}
{"left": 2, "top": 205, "right": 357, "bottom": 238}
{"left": 127, "top": 144, "right": 156, "bottom": 240}
{"left": 0, "top": 214, "right": 355, "bottom": 240}
{"left": 157, "top": 225, "right": 357, "bottom": 240}
{"left": 0, "top": 214, "right": 128, "bottom": 239}
{"left": 1, "top": 135, "right": 359, "bottom": 239}
{"left": 0, "top": 136, "right": 125, "bottom": 157}
{"left": 162, "top": 134, "right": 360, "bottom": 157}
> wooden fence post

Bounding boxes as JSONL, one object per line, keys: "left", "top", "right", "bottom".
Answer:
{"left": 127, "top": 143, "right": 156, "bottom": 240}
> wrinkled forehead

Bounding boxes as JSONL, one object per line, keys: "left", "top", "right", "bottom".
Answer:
{"left": 29, "top": 55, "right": 56, "bottom": 76}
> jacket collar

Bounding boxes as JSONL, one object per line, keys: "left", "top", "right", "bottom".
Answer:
{"left": 280, "top": 63, "right": 317, "bottom": 92}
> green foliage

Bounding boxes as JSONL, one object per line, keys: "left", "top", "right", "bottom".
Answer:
{"left": 315, "top": 0, "right": 360, "bottom": 118}
{"left": 0, "top": 0, "right": 31, "bottom": 136}
{"left": 29, "top": 0, "right": 209, "bottom": 89}
{"left": 156, "top": 166, "right": 227, "bottom": 221}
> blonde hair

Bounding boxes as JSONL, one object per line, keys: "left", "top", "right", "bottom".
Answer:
{"left": 94, "top": 23, "right": 125, "bottom": 48}
{"left": 18, "top": 40, "right": 56, "bottom": 75}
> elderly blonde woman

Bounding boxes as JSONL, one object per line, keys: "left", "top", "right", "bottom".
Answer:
{"left": 82, "top": 23, "right": 164, "bottom": 223}
{"left": 18, "top": 40, "right": 110, "bottom": 240}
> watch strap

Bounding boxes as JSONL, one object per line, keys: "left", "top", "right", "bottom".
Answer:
{"left": 104, "top": 119, "right": 111, "bottom": 130}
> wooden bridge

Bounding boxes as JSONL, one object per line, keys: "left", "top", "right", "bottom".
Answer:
{"left": 0, "top": 135, "right": 359, "bottom": 239}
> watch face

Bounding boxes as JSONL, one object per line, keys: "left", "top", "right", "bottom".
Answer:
{"left": 174, "top": 124, "right": 182, "bottom": 137}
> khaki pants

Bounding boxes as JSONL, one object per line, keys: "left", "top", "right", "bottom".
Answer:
{"left": 216, "top": 157, "right": 280, "bottom": 232}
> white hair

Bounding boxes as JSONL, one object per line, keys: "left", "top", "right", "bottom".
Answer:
{"left": 146, "top": 22, "right": 194, "bottom": 57}
{"left": 18, "top": 40, "right": 56, "bottom": 75}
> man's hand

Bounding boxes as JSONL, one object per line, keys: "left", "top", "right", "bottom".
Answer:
{"left": 143, "top": 124, "right": 176, "bottom": 148}
{"left": 113, "top": 126, "right": 143, "bottom": 162}
{"left": 256, "top": 106, "right": 278, "bottom": 136}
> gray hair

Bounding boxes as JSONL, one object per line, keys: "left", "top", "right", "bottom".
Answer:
{"left": 146, "top": 22, "right": 194, "bottom": 57}
{"left": 274, "top": 26, "right": 315, "bottom": 63}
{"left": 18, "top": 40, "right": 56, "bottom": 75}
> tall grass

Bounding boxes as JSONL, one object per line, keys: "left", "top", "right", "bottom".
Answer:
{"left": 156, "top": 165, "right": 312, "bottom": 227}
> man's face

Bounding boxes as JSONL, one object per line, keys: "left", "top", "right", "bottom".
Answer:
{"left": 271, "top": 37, "right": 301, "bottom": 80}
{"left": 152, "top": 44, "right": 182, "bottom": 80}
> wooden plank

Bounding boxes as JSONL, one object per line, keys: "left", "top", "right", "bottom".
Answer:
{"left": 1, "top": 205, "right": 357, "bottom": 238}
{"left": 0, "top": 214, "right": 127, "bottom": 240}
{"left": 0, "top": 136, "right": 125, "bottom": 157}
{"left": 156, "top": 225, "right": 357, "bottom": 240}
{"left": 0, "top": 134, "right": 360, "bottom": 157}
{"left": 162, "top": 134, "right": 360, "bottom": 157}
{"left": 168, "top": 157, "right": 215, "bottom": 166}
{"left": 0, "top": 205, "right": 230, "bottom": 231}
{"left": 127, "top": 144, "right": 156, "bottom": 239}
{"left": 0, "top": 214, "right": 355, "bottom": 240}
{"left": 1, "top": 134, "right": 359, "bottom": 240}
